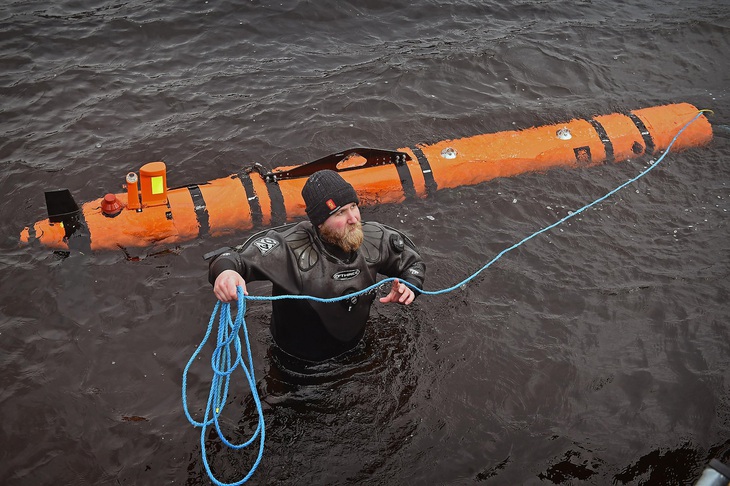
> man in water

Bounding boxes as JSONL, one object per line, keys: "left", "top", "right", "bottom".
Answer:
{"left": 208, "top": 169, "right": 426, "bottom": 364}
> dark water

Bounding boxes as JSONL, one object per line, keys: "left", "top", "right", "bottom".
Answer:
{"left": 1, "top": 1, "right": 729, "bottom": 484}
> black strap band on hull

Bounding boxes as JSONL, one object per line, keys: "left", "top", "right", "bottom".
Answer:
{"left": 411, "top": 145, "right": 438, "bottom": 197}
{"left": 628, "top": 113, "right": 656, "bottom": 156}
{"left": 588, "top": 119, "right": 615, "bottom": 163}
{"left": 237, "top": 173, "right": 263, "bottom": 227}
{"left": 396, "top": 162, "right": 417, "bottom": 200}
{"left": 266, "top": 182, "right": 287, "bottom": 226}
{"left": 187, "top": 185, "right": 210, "bottom": 237}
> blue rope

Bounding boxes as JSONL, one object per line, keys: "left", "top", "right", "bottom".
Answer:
{"left": 182, "top": 287, "right": 265, "bottom": 486}
{"left": 182, "top": 111, "right": 707, "bottom": 484}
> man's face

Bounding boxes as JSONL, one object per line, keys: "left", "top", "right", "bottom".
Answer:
{"left": 318, "top": 202, "right": 363, "bottom": 252}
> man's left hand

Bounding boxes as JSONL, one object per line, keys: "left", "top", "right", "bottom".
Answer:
{"left": 379, "top": 278, "right": 415, "bottom": 305}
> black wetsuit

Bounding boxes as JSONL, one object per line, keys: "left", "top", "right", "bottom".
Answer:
{"left": 208, "top": 221, "right": 426, "bottom": 362}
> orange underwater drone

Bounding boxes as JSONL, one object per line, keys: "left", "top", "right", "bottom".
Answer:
{"left": 20, "top": 103, "right": 713, "bottom": 252}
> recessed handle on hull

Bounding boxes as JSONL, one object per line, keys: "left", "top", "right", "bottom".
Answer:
{"left": 263, "top": 147, "right": 412, "bottom": 183}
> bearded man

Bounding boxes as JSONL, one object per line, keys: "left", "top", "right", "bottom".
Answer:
{"left": 208, "top": 170, "right": 426, "bottom": 363}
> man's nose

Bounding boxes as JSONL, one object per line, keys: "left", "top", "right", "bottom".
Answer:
{"left": 346, "top": 207, "right": 359, "bottom": 223}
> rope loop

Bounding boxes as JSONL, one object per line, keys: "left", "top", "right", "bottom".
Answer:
{"left": 182, "top": 287, "right": 265, "bottom": 486}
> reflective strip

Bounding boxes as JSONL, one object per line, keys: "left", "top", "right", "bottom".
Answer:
{"left": 151, "top": 176, "right": 164, "bottom": 195}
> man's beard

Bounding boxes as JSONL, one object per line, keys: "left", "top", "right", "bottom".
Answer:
{"left": 320, "top": 221, "right": 364, "bottom": 252}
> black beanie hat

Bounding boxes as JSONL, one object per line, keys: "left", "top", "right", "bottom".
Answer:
{"left": 301, "top": 170, "right": 359, "bottom": 226}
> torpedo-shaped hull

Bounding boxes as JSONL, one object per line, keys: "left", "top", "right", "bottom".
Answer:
{"left": 20, "top": 103, "right": 712, "bottom": 252}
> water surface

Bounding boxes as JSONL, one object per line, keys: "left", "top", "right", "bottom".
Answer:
{"left": 1, "top": 1, "right": 729, "bottom": 484}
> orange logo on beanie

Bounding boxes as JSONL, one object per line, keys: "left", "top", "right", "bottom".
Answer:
{"left": 326, "top": 199, "right": 337, "bottom": 210}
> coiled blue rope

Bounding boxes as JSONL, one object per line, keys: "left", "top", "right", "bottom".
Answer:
{"left": 182, "top": 111, "right": 708, "bottom": 485}
{"left": 182, "top": 288, "right": 264, "bottom": 486}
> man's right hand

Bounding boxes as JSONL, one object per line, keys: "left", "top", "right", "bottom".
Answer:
{"left": 213, "top": 269, "right": 248, "bottom": 303}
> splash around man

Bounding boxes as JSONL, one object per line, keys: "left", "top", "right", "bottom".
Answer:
{"left": 208, "top": 169, "right": 426, "bottom": 363}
